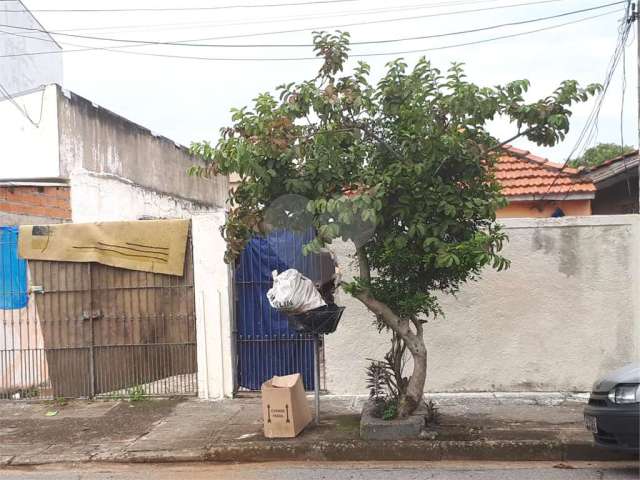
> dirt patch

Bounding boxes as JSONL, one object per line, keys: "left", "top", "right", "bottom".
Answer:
{"left": 0, "top": 399, "right": 181, "bottom": 446}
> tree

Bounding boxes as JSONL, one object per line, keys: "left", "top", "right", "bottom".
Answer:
{"left": 569, "top": 142, "right": 635, "bottom": 168}
{"left": 190, "top": 32, "right": 600, "bottom": 417}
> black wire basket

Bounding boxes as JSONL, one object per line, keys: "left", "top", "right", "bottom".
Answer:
{"left": 287, "top": 304, "right": 345, "bottom": 335}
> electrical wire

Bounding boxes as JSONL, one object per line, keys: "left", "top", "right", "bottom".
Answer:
{"left": 0, "top": 1, "right": 624, "bottom": 48}
{"left": 0, "top": 0, "right": 571, "bottom": 52}
{"left": 0, "top": 8, "right": 620, "bottom": 61}
{"left": 535, "top": 1, "right": 633, "bottom": 202}
{"left": 0, "top": 81, "right": 44, "bottom": 127}
{"left": 617, "top": 0, "right": 633, "bottom": 197}
{"left": 0, "top": 0, "right": 360, "bottom": 13}
{"left": 41, "top": 0, "right": 562, "bottom": 35}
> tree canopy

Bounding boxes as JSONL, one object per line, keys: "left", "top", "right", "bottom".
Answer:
{"left": 569, "top": 142, "right": 635, "bottom": 168}
{"left": 190, "top": 31, "right": 600, "bottom": 416}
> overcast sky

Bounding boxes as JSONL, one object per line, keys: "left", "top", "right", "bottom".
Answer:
{"left": 12, "top": 0, "right": 639, "bottom": 162}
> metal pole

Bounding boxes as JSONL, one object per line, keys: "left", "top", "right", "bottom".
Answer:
{"left": 87, "top": 263, "right": 95, "bottom": 399}
{"left": 313, "top": 333, "right": 320, "bottom": 425}
{"left": 635, "top": 2, "right": 640, "bottom": 205}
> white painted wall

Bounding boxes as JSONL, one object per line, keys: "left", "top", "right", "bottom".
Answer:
{"left": 0, "top": 85, "right": 60, "bottom": 179}
{"left": 192, "top": 212, "right": 235, "bottom": 400}
{"left": 0, "top": 2, "right": 63, "bottom": 96}
{"left": 325, "top": 215, "right": 640, "bottom": 394}
{"left": 69, "top": 172, "right": 219, "bottom": 223}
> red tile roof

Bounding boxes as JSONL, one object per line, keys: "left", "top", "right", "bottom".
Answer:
{"left": 496, "top": 145, "right": 596, "bottom": 197}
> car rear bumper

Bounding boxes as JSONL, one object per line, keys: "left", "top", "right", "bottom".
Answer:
{"left": 584, "top": 401, "right": 640, "bottom": 450}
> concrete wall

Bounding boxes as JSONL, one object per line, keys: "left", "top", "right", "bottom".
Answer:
{"left": 56, "top": 86, "right": 227, "bottom": 208}
{"left": 325, "top": 215, "right": 639, "bottom": 394}
{"left": 192, "top": 213, "right": 235, "bottom": 399}
{"left": 0, "top": 2, "right": 63, "bottom": 96}
{"left": 0, "top": 86, "right": 60, "bottom": 179}
{"left": 69, "top": 172, "right": 219, "bottom": 223}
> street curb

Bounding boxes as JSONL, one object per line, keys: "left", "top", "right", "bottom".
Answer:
{"left": 3, "top": 441, "right": 637, "bottom": 467}
{"left": 203, "top": 440, "right": 638, "bottom": 463}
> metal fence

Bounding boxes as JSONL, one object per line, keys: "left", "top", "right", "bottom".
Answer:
{"left": 235, "top": 230, "right": 333, "bottom": 392}
{"left": 0, "top": 227, "right": 197, "bottom": 400}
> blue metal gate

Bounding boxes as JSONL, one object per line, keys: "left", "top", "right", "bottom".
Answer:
{"left": 235, "top": 230, "right": 323, "bottom": 391}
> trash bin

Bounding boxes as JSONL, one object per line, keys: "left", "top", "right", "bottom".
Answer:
{"left": 287, "top": 303, "right": 345, "bottom": 335}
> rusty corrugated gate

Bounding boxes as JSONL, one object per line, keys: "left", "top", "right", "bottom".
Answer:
{"left": 1, "top": 231, "right": 197, "bottom": 399}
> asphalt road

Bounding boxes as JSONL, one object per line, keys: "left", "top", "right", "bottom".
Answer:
{"left": 0, "top": 462, "right": 638, "bottom": 479}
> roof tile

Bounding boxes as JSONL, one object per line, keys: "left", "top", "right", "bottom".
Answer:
{"left": 496, "top": 146, "right": 595, "bottom": 197}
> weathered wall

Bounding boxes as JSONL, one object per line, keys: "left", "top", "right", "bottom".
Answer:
{"left": 69, "top": 172, "right": 219, "bottom": 223}
{"left": 0, "top": 2, "right": 63, "bottom": 96}
{"left": 325, "top": 215, "right": 639, "bottom": 394}
{"left": 57, "top": 87, "right": 227, "bottom": 208}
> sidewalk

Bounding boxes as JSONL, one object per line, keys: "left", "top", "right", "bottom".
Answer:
{"left": 0, "top": 396, "right": 636, "bottom": 466}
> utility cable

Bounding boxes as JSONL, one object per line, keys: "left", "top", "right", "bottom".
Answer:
{"left": 0, "top": 8, "right": 620, "bottom": 61}
{"left": 0, "top": 0, "right": 360, "bottom": 13}
{"left": 0, "top": 1, "right": 622, "bottom": 48}
{"left": 0, "top": 82, "right": 44, "bottom": 127}
{"left": 536, "top": 3, "right": 633, "bottom": 202}
{"left": 42, "top": 0, "right": 564, "bottom": 34}
{"left": 0, "top": 0, "right": 569, "bottom": 50}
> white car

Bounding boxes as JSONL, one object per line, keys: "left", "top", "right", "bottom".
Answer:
{"left": 584, "top": 363, "right": 640, "bottom": 450}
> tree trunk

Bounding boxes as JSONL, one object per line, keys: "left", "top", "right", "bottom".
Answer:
{"left": 352, "top": 289, "right": 427, "bottom": 417}
{"left": 353, "top": 247, "right": 428, "bottom": 417}
{"left": 398, "top": 339, "right": 427, "bottom": 417}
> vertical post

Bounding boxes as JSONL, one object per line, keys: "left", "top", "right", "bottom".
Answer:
{"left": 635, "top": 2, "right": 640, "bottom": 205}
{"left": 313, "top": 333, "right": 320, "bottom": 425}
{"left": 87, "top": 263, "right": 95, "bottom": 399}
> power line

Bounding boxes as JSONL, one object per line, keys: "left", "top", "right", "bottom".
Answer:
{"left": 0, "top": 81, "right": 44, "bottom": 127}
{"left": 0, "top": 0, "right": 570, "bottom": 50}
{"left": 0, "top": 1, "right": 624, "bottom": 48}
{"left": 51, "top": 0, "right": 524, "bottom": 34}
{"left": 536, "top": 2, "right": 633, "bottom": 201}
{"left": 0, "top": 0, "right": 359, "bottom": 13}
{"left": 0, "top": 8, "right": 620, "bottom": 61}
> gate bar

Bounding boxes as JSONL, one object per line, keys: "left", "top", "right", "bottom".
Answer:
{"left": 313, "top": 333, "right": 320, "bottom": 425}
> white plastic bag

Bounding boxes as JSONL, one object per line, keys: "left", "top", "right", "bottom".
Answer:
{"left": 266, "top": 269, "right": 326, "bottom": 314}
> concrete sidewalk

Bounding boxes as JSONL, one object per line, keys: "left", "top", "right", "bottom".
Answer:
{"left": 0, "top": 396, "right": 636, "bottom": 466}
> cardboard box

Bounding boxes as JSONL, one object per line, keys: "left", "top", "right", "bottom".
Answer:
{"left": 261, "top": 373, "right": 312, "bottom": 438}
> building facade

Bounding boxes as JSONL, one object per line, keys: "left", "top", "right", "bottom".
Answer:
{"left": 582, "top": 150, "right": 639, "bottom": 215}
{"left": 496, "top": 146, "right": 595, "bottom": 218}
{"left": 0, "top": 85, "right": 228, "bottom": 225}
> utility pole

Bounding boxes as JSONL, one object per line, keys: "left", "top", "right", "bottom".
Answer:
{"left": 632, "top": 2, "right": 640, "bottom": 207}
{"left": 635, "top": 3, "right": 639, "bottom": 163}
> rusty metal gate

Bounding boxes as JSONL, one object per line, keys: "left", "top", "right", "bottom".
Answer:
{"left": 0, "top": 228, "right": 196, "bottom": 400}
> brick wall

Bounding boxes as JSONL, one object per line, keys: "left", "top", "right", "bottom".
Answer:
{"left": 0, "top": 185, "right": 71, "bottom": 221}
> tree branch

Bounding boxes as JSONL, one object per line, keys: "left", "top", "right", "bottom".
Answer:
{"left": 489, "top": 126, "right": 537, "bottom": 153}
{"left": 356, "top": 246, "right": 371, "bottom": 284}
{"left": 352, "top": 290, "right": 406, "bottom": 336}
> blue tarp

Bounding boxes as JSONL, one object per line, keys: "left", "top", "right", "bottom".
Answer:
{"left": 235, "top": 230, "right": 319, "bottom": 391}
{"left": 0, "top": 226, "right": 28, "bottom": 310}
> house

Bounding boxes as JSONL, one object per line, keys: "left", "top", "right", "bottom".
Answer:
{"left": 581, "top": 150, "right": 639, "bottom": 215}
{"left": 0, "top": 84, "right": 231, "bottom": 400}
{"left": 495, "top": 145, "right": 595, "bottom": 218}
{"left": 0, "top": 84, "right": 228, "bottom": 225}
